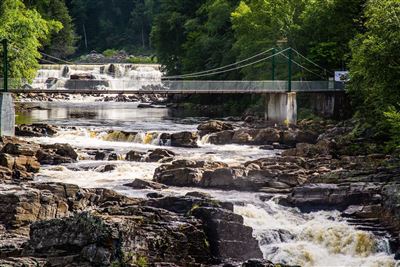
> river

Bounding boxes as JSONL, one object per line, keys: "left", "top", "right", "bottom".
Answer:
{"left": 16, "top": 64, "right": 397, "bottom": 267}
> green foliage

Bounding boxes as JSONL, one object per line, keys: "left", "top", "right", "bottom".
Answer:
{"left": 384, "top": 107, "right": 400, "bottom": 149}
{"left": 150, "top": 0, "right": 206, "bottom": 75}
{"left": 293, "top": 0, "right": 365, "bottom": 72}
{"left": 0, "top": 0, "right": 62, "bottom": 81}
{"left": 136, "top": 255, "right": 148, "bottom": 267}
{"left": 102, "top": 49, "right": 118, "bottom": 57}
{"left": 26, "top": 0, "right": 77, "bottom": 58}
{"left": 127, "top": 56, "right": 157, "bottom": 64}
{"left": 231, "top": 0, "right": 307, "bottom": 79}
{"left": 348, "top": 0, "right": 400, "bottom": 149}
{"left": 66, "top": 0, "right": 158, "bottom": 53}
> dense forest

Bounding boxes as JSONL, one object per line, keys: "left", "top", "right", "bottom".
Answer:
{"left": 0, "top": 0, "right": 399, "bottom": 150}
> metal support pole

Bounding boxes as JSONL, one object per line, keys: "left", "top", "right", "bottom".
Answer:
{"left": 271, "top": 48, "right": 276, "bottom": 81}
{"left": 288, "top": 47, "right": 292, "bottom": 92}
{"left": 2, "top": 39, "right": 8, "bottom": 92}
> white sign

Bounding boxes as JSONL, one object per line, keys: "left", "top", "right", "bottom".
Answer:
{"left": 335, "top": 71, "right": 349, "bottom": 82}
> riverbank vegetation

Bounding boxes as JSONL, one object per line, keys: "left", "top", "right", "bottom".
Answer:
{"left": 0, "top": 0, "right": 399, "bottom": 150}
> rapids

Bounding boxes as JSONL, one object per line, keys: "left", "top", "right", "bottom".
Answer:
{"left": 16, "top": 65, "right": 398, "bottom": 267}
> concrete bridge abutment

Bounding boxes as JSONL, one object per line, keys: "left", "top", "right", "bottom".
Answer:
{"left": 264, "top": 92, "right": 297, "bottom": 125}
{"left": 0, "top": 93, "right": 15, "bottom": 136}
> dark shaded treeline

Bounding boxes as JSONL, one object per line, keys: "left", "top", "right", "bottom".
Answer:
{"left": 0, "top": 0, "right": 399, "bottom": 150}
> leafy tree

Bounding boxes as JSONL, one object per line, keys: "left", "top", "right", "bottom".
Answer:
{"left": 181, "top": 0, "right": 240, "bottom": 79}
{"left": 348, "top": 0, "right": 400, "bottom": 147}
{"left": 25, "top": 0, "right": 77, "bottom": 58}
{"left": 293, "top": 0, "right": 366, "bottom": 72}
{"left": 129, "top": 0, "right": 159, "bottom": 51}
{"left": 0, "top": 0, "right": 61, "bottom": 81}
{"left": 151, "top": 0, "right": 206, "bottom": 75}
{"left": 231, "top": 0, "right": 308, "bottom": 79}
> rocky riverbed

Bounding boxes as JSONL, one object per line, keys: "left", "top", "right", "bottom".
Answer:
{"left": 2, "top": 112, "right": 399, "bottom": 266}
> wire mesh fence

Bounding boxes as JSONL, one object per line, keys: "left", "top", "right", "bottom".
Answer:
{"left": 0, "top": 77, "right": 344, "bottom": 93}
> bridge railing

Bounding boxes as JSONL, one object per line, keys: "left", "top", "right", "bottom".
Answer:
{"left": 161, "top": 80, "right": 289, "bottom": 93}
{"left": 1, "top": 78, "right": 345, "bottom": 93}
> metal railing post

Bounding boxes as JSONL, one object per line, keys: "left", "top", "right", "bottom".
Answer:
{"left": 288, "top": 47, "right": 292, "bottom": 92}
{"left": 2, "top": 39, "right": 8, "bottom": 92}
{"left": 271, "top": 48, "right": 276, "bottom": 82}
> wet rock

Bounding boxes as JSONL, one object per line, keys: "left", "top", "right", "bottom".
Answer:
{"left": 94, "top": 151, "right": 106, "bottom": 160}
{"left": 206, "top": 131, "right": 234, "bottom": 145}
{"left": 232, "top": 129, "right": 258, "bottom": 144}
{"left": 107, "top": 153, "right": 119, "bottom": 161}
{"left": 147, "top": 148, "right": 175, "bottom": 162}
{"left": 282, "top": 139, "right": 336, "bottom": 157}
{"left": 260, "top": 145, "right": 274, "bottom": 150}
{"left": 170, "top": 131, "right": 199, "bottom": 148}
{"left": 258, "top": 229, "right": 294, "bottom": 245}
{"left": 154, "top": 160, "right": 228, "bottom": 188}
{"left": 186, "top": 191, "right": 212, "bottom": 199}
{"left": 198, "top": 120, "right": 234, "bottom": 136}
{"left": 253, "top": 128, "right": 280, "bottom": 145}
{"left": 284, "top": 183, "right": 382, "bottom": 212}
{"left": 146, "top": 192, "right": 164, "bottom": 199}
{"left": 124, "top": 179, "right": 168, "bottom": 190}
{"left": 97, "top": 164, "right": 116, "bottom": 173}
{"left": 36, "top": 144, "right": 78, "bottom": 165}
{"left": 15, "top": 124, "right": 58, "bottom": 137}
{"left": 125, "top": 150, "right": 146, "bottom": 162}
{"left": 70, "top": 73, "right": 95, "bottom": 80}
{"left": 0, "top": 184, "right": 69, "bottom": 233}
{"left": 191, "top": 207, "right": 263, "bottom": 261}
{"left": 24, "top": 210, "right": 211, "bottom": 266}
{"left": 0, "top": 257, "right": 48, "bottom": 267}
{"left": 155, "top": 158, "right": 307, "bottom": 192}
{"left": 159, "top": 133, "right": 171, "bottom": 146}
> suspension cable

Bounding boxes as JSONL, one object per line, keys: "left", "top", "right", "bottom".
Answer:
{"left": 291, "top": 48, "right": 332, "bottom": 74}
{"left": 163, "top": 48, "right": 275, "bottom": 79}
{"left": 39, "top": 58, "right": 59, "bottom": 65}
{"left": 163, "top": 48, "right": 289, "bottom": 79}
{"left": 39, "top": 52, "right": 73, "bottom": 64}
{"left": 280, "top": 53, "right": 326, "bottom": 80}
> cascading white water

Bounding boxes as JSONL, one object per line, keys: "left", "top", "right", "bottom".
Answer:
{"left": 234, "top": 200, "right": 396, "bottom": 267}
{"left": 29, "top": 64, "right": 162, "bottom": 91}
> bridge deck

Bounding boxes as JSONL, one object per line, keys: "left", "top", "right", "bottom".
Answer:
{"left": 4, "top": 80, "right": 344, "bottom": 94}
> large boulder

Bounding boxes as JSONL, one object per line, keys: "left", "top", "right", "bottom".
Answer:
{"left": 125, "top": 150, "right": 146, "bottom": 162}
{"left": 206, "top": 131, "right": 234, "bottom": 145}
{"left": 191, "top": 207, "right": 263, "bottom": 261}
{"left": 232, "top": 129, "right": 259, "bottom": 145}
{"left": 282, "top": 139, "right": 336, "bottom": 157}
{"left": 283, "top": 183, "right": 382, "bottom": 212}
{"left": 253, "top": 128, "right": 280, "bottom": 145}
{"left": 197, "top": 120, "right": 234, "bottom": 136}
{"left": 15, "top": 124, "right": 58, "bottom": 137}
{"left": 24, "top": 209, "right": 211, "bottom": 266}
{"left": 154, "top": 158, "right": 307, "bottom": 192}
{"left": 0, "top": 184, "right": 69, "bottom": 233}
{"left": 146, "top": 148, "right": 175, "bottom": 162}
{"left": 36, "top": 143, "right": 78, "bottom": 165}
{"left": 154, "top": 160, "right": 228, "bottom": 188}
{"left": 146, "top": 195, "right": 262, "bottom": 261}
{"left": 124, "top": 179, "right": 168, "bottom": 190}
{"left": 170, "top": 132, "right": 199, "bottom": 148}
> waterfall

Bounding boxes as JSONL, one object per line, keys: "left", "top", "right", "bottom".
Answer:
{"left": 29, "top": 64, "right": 162, "bottom": 91}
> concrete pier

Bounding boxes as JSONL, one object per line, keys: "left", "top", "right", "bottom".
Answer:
{"left": 265, "top": 92, "right": 297, "bottom": 125}
{"left": 0, "top": 93, "right": 15, "bottom": 136}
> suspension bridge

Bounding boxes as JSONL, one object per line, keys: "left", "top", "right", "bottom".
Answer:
{"left": 0, "top": 39, "right": 347, "bottom": 136}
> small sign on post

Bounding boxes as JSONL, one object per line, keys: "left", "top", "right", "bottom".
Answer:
{"left": 334, "top": 71, "right": 349, "bottom": 82}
